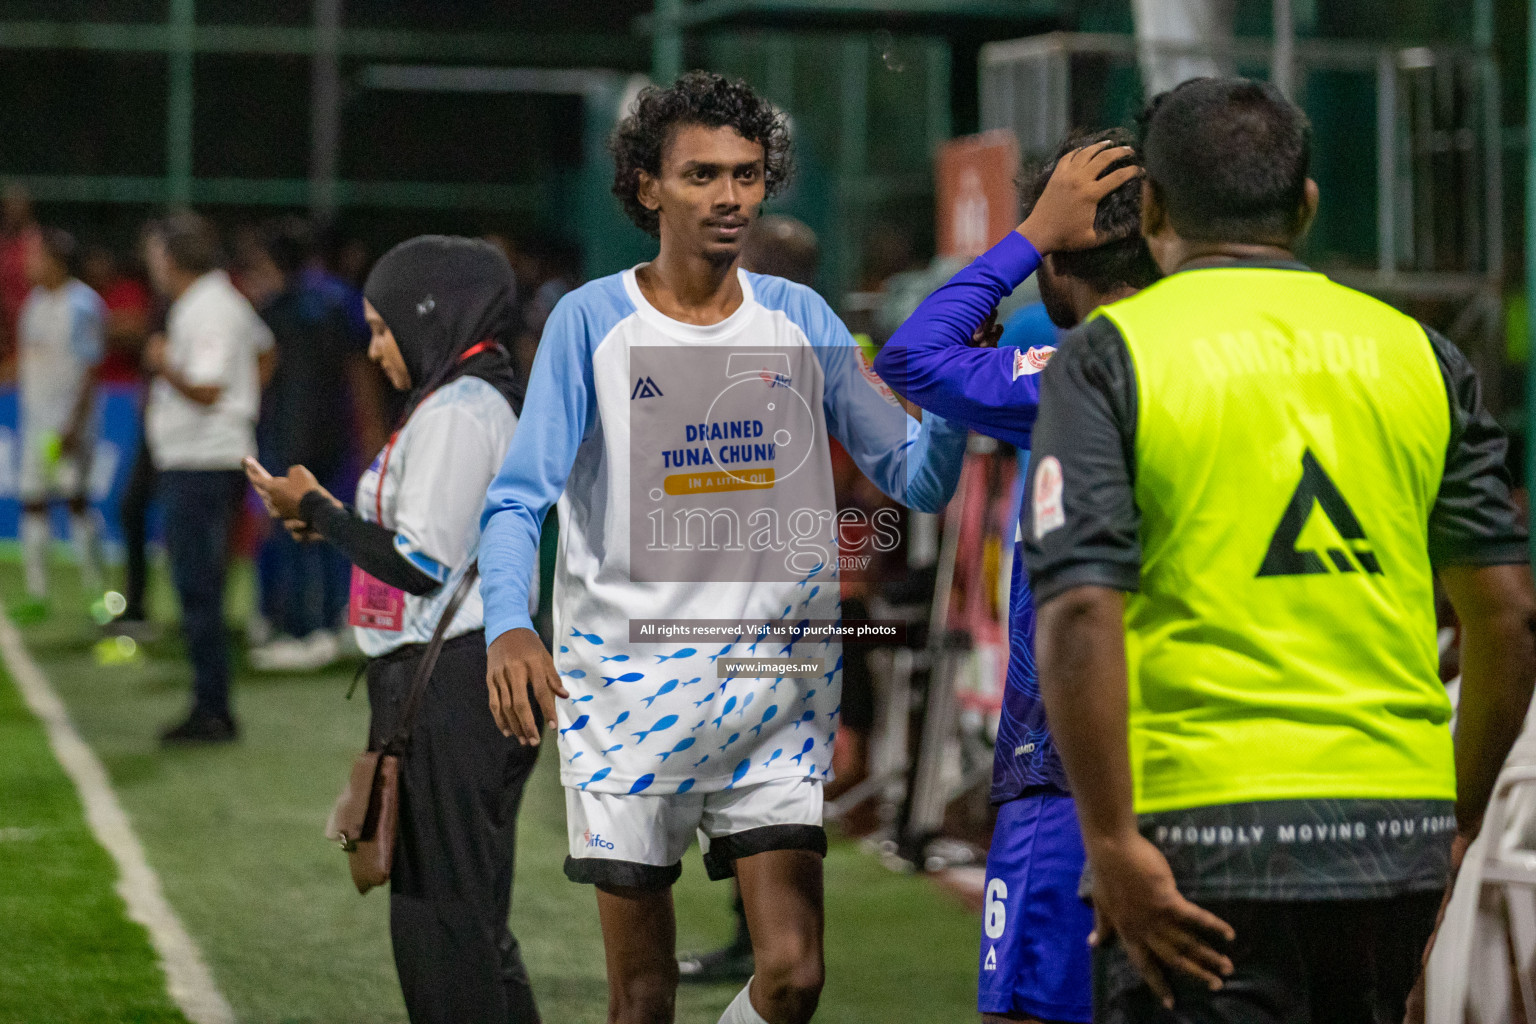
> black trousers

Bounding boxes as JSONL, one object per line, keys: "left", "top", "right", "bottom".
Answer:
{"left": 1094, "top": 892, "right": 1441, "bottom": 1024}
{"left": 160, "top": 470, "right": 242, "bottom": 720}
{"left": 120, "top": 430, "right": 156, "bottom": 621}
{"left": 367, "top": 630, "right": 542, "bottom": 1024}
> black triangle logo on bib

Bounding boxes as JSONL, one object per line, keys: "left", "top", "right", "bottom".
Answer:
{"left": 1257, "top": 449, "right": 1383, "bottom": 577}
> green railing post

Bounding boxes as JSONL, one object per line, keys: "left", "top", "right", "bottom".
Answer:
{"left": 1527, "top": 0, "right": 1536, "bottom": 554}
{"left": 166, "top": 0, "right": 195, "bottom": 205}
{"left": 652, "top": 0, "right": 682, "bottom": 85}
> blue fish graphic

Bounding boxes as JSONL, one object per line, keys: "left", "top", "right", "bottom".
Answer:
{"left": 800, "top": 689, "right": 817, "bottom": 704}
{"left": 827, "top": 704, "right": 841, "bottom": 720}
{"left": 642, "top": 680, "right": 679, "bottom": 708}
{"left": 795, "top": 563, "right": 823, "bottom": 587}
{"left": 604, "top": 711, "right": 630, "bottom": 733}
{"left": 565, "top": 669, "right": 587, "bottom": 679}
{"left": 559, "top": 714, "right": 590, "bottom": 736}
{"left": 569, "top": 628, "right": 603, "bottom": 645}
{"left": 780, "top": 604, "right": 793, "bottom": 619}
{"left": 656, "top": 648, "right": 696, "bottom": 663}
{"left": 629, "top": 774, "right": 655, "bottom": 795}
{"left": 632, "top": 714, "right": 679, "bottom": 744}
{"left": 747, "top": 638, "right": 761, "bottom": 654}
{"left": 737, "top": 692, "right": 755, "bottom": 718}
{"left": 560, "top": 645, "right": 569, "bottom": 653}
{"left": 691, "top": 755, "right": 710, "bottom": 769}
{"left": 567, "top": 751, "right": 583, "bottom": 764}
{"left": 751, "top": 705, "right": 778, "bottom": 737}
{"left": 824, "top": 728, "right": 837, "bottom": 747}
{"left": 792, "top": 710, "right": 816, "bottom": 730}
{"left": 770, "top": 676, "right": 785, "bottom": 692}
{"left": 680, "top": 676, "right": 703, "bottom": 686}
{"left": 779, "top": 618, "right": 812, "bottom": 656}
{"left": 823, "top": 655, "right": 842, "bottom": 685}
{"left": 692, "top": 692, "right": 715, "bottom": 708}
{"left": 691, "top": 719, "right": 707, "bottom": 731}
{"left": 725, "top": 758, "right": 751, "bottom": 789}
{"left": 600, "top": 744, "right": 623, "bottom": 755}
{"left": 568, "top": 694, "right": 594, "bottom": 704}
{"left": 791, "top": 737, "right": 815, "bottom": 764}
{"left": 762, "top": 748, "right": 783, "bottom": 769}
{"left": 800, "top": 585, "right": 820, "bottom": 607}
{"left": 718, "top": 732, "right": 740, "bottom": 753}
{"left": 711, "top": 695, "right": 738, "bottom": 728}
{"left": 658, "top": 737, "right": 696, "bottom": 762}
{"left": 708, "top": 643, "right": 733, "bottom": 663}
{"left": 602, "top": 672, "right": 645, "bottom": 687}
{"left": 676, "top": 779, "right": 696, "bottom": 795}
{"left": 576, "top": 767, "right": 611, "bottom": 790}
{"left": 599, "top": 654, "right": 630, "bottom": 663}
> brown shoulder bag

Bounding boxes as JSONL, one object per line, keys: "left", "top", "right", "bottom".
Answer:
{"left": 324, "top": 563, "right": 480, "bottom": 894}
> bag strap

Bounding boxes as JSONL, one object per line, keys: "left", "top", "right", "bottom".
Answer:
{"left": 382, "top": 561, "right": 480, "bottom": 755}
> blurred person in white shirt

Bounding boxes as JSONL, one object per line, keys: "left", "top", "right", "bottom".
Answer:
{"left": 14, "top": 227, "right": 106, "bottom": 619}
{"left": 144, "top": 212, "right": 274, "bottom": 745}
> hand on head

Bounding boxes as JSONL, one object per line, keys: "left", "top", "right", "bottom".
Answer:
{"left": 1019, "top": 142, "right": 1142, "bottom": 255}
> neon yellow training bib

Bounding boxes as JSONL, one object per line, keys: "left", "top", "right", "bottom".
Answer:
{"left": 1099, "top": 267, "right": 1454, "bottom": 814}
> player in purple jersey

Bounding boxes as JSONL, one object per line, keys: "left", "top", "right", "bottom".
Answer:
{"left": 876, "top": 131, "right": 1158, "bottom": 1023}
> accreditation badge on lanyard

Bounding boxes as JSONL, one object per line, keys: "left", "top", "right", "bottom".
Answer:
{"left": 346, "top": 339, "right": 500, "bottom": 634}
{"left": 347, "top": 429, "right": 407, "bottom": 632}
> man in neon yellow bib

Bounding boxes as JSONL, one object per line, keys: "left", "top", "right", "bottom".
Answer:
{"left": 1023, "top": 76, "right": 1536, "bottom": 1023}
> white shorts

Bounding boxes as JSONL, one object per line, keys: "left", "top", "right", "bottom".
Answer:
{"left": 564, "top": 775, "right": 825, "bottom": 889}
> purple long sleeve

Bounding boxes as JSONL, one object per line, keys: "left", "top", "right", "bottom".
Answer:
{"left": 873, "top": 231, "right": 1049, "bottom": 449}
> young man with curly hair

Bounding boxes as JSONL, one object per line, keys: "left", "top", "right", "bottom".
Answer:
{"left": 479, "top": 72, "right": 967, "bottom": 1024}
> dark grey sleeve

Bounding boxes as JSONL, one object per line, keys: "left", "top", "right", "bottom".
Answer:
{"left": 1423, "top": 326, "right": 1528, "bottom": 567}
{"left": 1021, "top": 316, "right": 1142, "bottom": 605}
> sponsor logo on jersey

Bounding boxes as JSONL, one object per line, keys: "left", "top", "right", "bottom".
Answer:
{"left": 855, "top": 348, "right": 901, "bottom": 407}
{"left": 582, "top": 829, "right": 616, "bottom": 850}
{"left": 1257, "top": 448, "right": 1382, "bottom": 577}
{"left": 984, "top": 945, "right": 998, "bottom": 971}
{"left": 631, "top": 376, "right": 664, "bottom": 399}
{"left": 1011, "top": 345, "right": 1056, "bottom": 380}
{"left": 757, "top": 369, "right": 793, "bottom": 389}
{"left": 1033, "top": 455, "right": 1065, "bottom": 540}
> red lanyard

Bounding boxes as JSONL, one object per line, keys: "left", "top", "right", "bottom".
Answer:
{"left": 373, "top": 339, "right": 500, "bottom": 524}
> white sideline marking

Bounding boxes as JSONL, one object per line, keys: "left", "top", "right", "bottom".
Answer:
{"left": 0, "top": 612, "right": 236, "bottom": 1024}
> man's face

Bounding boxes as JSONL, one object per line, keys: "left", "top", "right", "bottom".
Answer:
{"left": 640, "top": 123, "right": 766, "bottom": 263}
{"left": 1037, "top": 256, "right": 1080, "bottom": 329}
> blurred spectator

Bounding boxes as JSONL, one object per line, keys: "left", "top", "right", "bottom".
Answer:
{"left": 14, "top": 227, "right": 106, "bottom": 619}
{"left": 109, "top": 223, "right": 172, "bottom": 636}
{"left": 144, "top": 212, "right": 274, "bottom": 745}
{"left": 245, "top": 218, "right": 355, "bottom": 671}
{"left": 79, "top": 244, "right": 152, "bottom": 384}
{"left": 0, "top": 185, "right": 42, "bottom": 375}
{"left": 740, "top": 215, "right": 820, "bottom": 285}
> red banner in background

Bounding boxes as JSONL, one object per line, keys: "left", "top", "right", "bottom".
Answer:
{"left": 935, "top": 130, "right": 1021, "bottom": 260}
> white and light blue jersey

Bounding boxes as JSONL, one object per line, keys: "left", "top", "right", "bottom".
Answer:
{"left": 18, "top": 278, "right": 105, "bottom": 435}
{"left": 481, "top": 266, "right": 967, "bottom": 795}
{"left": 355, "top": 375, "right": 519, "bottom": 657}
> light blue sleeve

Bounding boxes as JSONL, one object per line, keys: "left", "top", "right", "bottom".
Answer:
{"left": 753, "top": 274, "right": 967, "bottom": 514}
{"left": 68, "top": 283, "right": 106, "bottom": 366}
{"left": 479, "top": 280, "right": 627, "bottom": 643}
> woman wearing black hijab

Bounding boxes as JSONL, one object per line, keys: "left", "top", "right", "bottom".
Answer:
{"left": 248, "top": 236, "right": 541, "bottom": 1024}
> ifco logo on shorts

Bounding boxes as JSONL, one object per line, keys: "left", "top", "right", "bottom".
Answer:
{"left": 583, "top": 829, "right": 615, "bottom": 850}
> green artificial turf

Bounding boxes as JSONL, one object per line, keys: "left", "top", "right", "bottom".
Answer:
{"left": 0, "top": 647, "right": 186, "bottom": 1023}
{"left": 8, "top": 558, "right": 981, "bottom": 1022}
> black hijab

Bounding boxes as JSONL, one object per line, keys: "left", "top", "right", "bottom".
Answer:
{"left": 363, "top": 235, "right": 525, "bottom": 422}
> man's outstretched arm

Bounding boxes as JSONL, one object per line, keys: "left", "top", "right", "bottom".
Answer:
{"left": 480, "top": 296, "right": 597, "bottom": 744}
{"left": 874, "top": 142, "right": 1140, "bottom": 448}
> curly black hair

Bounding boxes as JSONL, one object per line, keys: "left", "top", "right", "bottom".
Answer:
{"left": 609, "top": 70, "right": 793, "bottom": 238}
